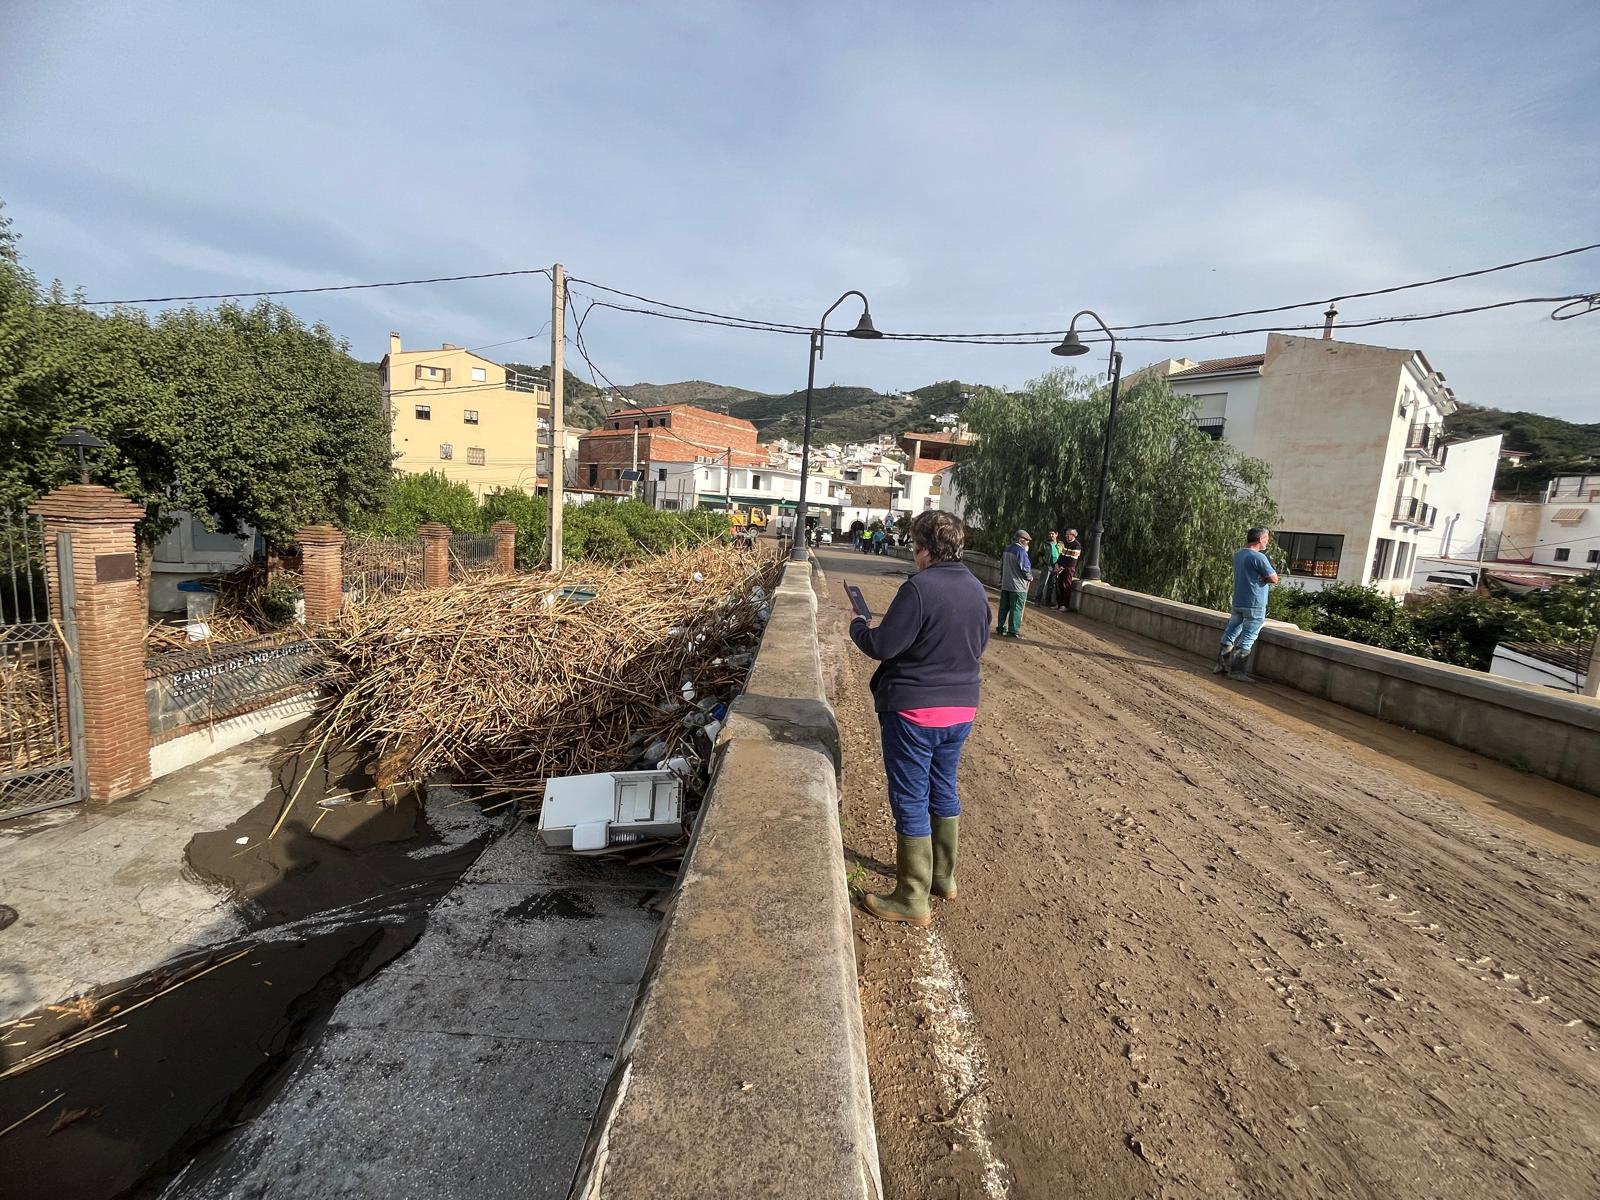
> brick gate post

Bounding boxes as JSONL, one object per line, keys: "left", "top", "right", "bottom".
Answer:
{"left": 29, "top": 484, "right": 151, "bottom": 802}
{"left": 419, "top": 522, "right": 452, "bottom": 588}
{"left": 296, "top": 525, "right": 345, "bottom": 623}
{"left": 491, "top": 521, "right": 516, "bottom": 572}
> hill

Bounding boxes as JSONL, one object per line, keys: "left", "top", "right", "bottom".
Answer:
{"left": 614, "top": 377, "right": 981, "bottom": 444}
{"left": 1446, "top": 403, "right": 1600, "bottom": 494}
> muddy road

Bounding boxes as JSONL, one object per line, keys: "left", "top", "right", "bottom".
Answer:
{"left": 818, "top": 548, "right": 1600, "bottom": 1200}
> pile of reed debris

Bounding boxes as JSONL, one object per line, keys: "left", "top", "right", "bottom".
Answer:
{"left": 306, "top": 543, "right": 783, "bottom": 808}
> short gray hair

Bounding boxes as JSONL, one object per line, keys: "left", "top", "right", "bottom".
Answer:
{"left": 1247, "top": 526, "right": 1269, "bottom": 544}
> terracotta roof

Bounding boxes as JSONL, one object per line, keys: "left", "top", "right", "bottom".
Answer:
{"left": 604, "top": 404, "right": 757, "bottom": 430}
{"left": 909, "top": 457, "right": 954, "bottom": 474}
{"left": 902, "top": 429, "right": 973, "bottom": 445}
{"left": 1168, "top": 353, "right": 1266, "bottom": 378}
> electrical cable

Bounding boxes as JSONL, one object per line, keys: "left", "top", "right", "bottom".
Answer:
{"left": 81, "top": 267, "right": 553, "bottom": 307}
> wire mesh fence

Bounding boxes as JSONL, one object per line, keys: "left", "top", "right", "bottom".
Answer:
{"left": 344, "top": 535, "right": 425, "bottom": 606}
{"left": 2, "top": 511, "right": 79, "bottom": 819}
{"left": 451, "top": 532, "right": 499, "bottom": 575}
{"left": 145, "top": 631, "right": 337, "bottom": 744}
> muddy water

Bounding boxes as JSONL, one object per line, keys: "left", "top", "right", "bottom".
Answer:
{"left": 0, "top": 751, "right": 492, "bottom": 1200}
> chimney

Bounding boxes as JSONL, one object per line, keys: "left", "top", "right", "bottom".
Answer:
{"left": 389, "top": 331, "right": 402, "bottom": 357}
{"left": 1322, "top": 304, "right": 1338, "bottom": 340}
{"left": 442, "top": 343, "right": 459, "bottom": 350}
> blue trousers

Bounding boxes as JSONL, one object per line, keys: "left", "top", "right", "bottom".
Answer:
{"left": 879, "top": 712, "right": 972, "bottom": 837}
{"left": 1221, "top": 606, "right": 1266, "bottom": 654}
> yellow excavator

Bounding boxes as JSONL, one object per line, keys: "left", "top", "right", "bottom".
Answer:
{"left": 728, "top": 505, "right": 768, "bottom": 531}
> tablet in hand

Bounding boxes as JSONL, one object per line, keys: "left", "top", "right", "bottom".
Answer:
{"left": 845, "top": 584, "right": 872, "bottom": 621}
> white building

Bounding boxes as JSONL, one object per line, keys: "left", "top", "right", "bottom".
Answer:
{"left": 1530, "top": 474, "right": 1600, "bottom": 570}
{"left": 1490, "top": 641, "right": 1588, "bottom": 693}
{"left": 1162, "top": 333, "right": 1497, "bottom": 597}
{"left": 1407, "top": 433, "right": 1503, "bottom": 591}
{"left": 648, "top": 458, "right": 850, "bottom": 519}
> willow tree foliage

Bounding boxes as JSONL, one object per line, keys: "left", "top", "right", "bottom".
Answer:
{"left": 953, "top": 368, "right": 1277, "bottom": 609}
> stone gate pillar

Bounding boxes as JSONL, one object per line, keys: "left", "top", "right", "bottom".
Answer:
{"left": 296, "top": 525, "right": 345, "bottom": 623}
{"left": 491, "top": 522, "right": 517, "bottom": 573}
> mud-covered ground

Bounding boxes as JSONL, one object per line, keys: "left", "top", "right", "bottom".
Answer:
{"left": 818, "top": 548, "right": 1600, "bottom": 1200}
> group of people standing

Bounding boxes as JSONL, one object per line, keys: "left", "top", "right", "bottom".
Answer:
{"left": 845, "top": 515, "right": 1279, "bottom": 928}
{"left": 996, "top": 527, "right": 1081, "bottom": 638}
{"left": 855, "top": 526, "right": 900, "bottom": 555}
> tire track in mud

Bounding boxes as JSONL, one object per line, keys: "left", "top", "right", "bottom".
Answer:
{"left": 824, "top": 552, "right": 1600, "bottom": 1200}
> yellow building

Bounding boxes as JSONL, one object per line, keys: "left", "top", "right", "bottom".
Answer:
{"left": 381, "top": 332, "right": 555, "bottom": 494}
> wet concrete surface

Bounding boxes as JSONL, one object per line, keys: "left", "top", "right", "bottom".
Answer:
{"left": 159, "top": 824, "right": 664, "bottom": 1200}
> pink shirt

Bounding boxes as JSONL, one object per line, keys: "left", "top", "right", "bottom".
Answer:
{"left": 897, "top": 706, "right": 977, "bottom": 728}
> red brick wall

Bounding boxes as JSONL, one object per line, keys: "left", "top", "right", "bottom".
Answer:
{"left": 296, "top": 525, "right": 345, "bottom": 623}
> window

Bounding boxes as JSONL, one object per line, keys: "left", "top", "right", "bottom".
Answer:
{"left": 1554, "top": 548, "right": 1571, "bottom": 562}
{"left": 1370, "top": 538, "right": 1394, "bottom": 583}
{"left": 588, "top": 464, "right": 598, "bottom": 486}
{"left": 415, "top": 405, "right": 432, "bottom": 421}
{"left": 415, "top": 364, "right": 451, "bottom": 382}
{"left": 1587, "top": 549, "right": 1599, "bottom": 564}
{"left": 657, "top": 468, "right": 667, "bottom": 482}
{"left": 1395, "top": 543, "right": 1414, "bottom": 580}
{"left": 463, "top": 409, "right": 479, "bottom": 424}
{"left": 471, "top": 366, "right": 486, "bottom": 382}
{"left": 1278, "top": 531, "right": 1343, "bottom": 579}
{"left": 752, "top": 473, "right": 763, "bottom": 490}
{"left": 439, "top": 443, "right": 454, "bottom": 460}
{"left": 467, "top": 447, "right": 486, "bottom": 466}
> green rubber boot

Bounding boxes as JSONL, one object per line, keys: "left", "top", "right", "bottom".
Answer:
{"left": 931, "top": 816, "right": 960, "bottom": 902}
{"left": 863, "top": 835, "right": 933, "bottom": 926}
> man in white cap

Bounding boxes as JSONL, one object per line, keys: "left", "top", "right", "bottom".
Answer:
{"left": 997, "top": 529, "right": 1033, "bottom": 638}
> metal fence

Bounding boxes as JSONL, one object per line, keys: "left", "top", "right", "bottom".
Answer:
{"left": 344, "top": 535, "right": 425, "bottom": 605}
{"left": 451, "top": 532, "right": 499, "bottom": 574}
{"left": 145, "top": 631, "right": 336, "bottom": 745}
{"left": 2, "top": 513, "right": 83, "bottom": 820}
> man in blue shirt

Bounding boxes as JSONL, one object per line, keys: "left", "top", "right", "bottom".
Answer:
{"left": 997, "top": 530, "right": 1033, "bottom": 638}
{"left": 1216, "top": 527, "right": 1280, "bottom": 681}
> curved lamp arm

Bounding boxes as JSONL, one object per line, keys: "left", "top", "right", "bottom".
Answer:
{"left": 1066, "top": 308, "right": 1119, "bottom": 377}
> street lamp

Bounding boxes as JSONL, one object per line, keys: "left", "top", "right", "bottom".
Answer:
{"left": 793, "top": 290, "right": 881, "bottom": 560}
{"left": 57, "top": 426, "right": 108, "bottom": 485}
{"left": 1051, "top": 311, "right": 1123, "bottom": 582}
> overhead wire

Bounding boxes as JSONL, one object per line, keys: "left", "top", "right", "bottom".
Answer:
{"left": 81, "top": 266, "right": 554, "bottom": 307}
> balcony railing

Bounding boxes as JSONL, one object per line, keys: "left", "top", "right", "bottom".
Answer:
{"left": 1393, "top": 496, "right": 1437, "bottom": 529}
{"left": 1405, "top": 423, "right": 1444, "bottom": 464}
{"left": 1191, "top": 416, "right": 1226, "bottom": 440}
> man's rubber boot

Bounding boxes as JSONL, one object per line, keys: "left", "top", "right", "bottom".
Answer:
{"left": 931, "top": 816, "right": 960, "bottom": 902}
{"left": 1213, "top": 643, "right": 1233, "bottom": 674}
{"left": 1227, "top": 648, "right": 1257, "bottom": 682}
{"left": 863, "top": 835, "right": 933, "bottom": 926}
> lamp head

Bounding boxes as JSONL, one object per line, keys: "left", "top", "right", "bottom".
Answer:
{"left": 1050, "top": 330, "right": 1089, "bottom": 357}
{"left": 847, "top": 311, "right": 883, "bottom": 340}
{"left": 58, "top": 426, "right": 108, "bottom": 452}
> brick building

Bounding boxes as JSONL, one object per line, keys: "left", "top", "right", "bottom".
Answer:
{"left": 576, "top": 405, "right": 769, "bottom": 492}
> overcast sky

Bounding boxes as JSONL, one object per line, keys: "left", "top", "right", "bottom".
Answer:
{"left": 4, "top": 1, "right": 1597, "bottom": 419}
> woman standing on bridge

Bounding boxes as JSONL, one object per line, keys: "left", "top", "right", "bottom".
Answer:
{"left": 848, "top": 510, "right": 991, "bottom": 926}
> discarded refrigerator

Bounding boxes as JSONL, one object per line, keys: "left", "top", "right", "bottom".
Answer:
{"left": 537, "top": 768, "right": 685, "bottom": 853}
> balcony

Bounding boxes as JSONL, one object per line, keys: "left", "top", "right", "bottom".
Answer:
{"left": 1393, "top": 496, "right": 1437, "bottom": 529}
{"left": 1405, "top": 423, "right": 1444, "bottom": 466}
{"left": 1191, "top": 416, "right": 1226, "bottom": 440}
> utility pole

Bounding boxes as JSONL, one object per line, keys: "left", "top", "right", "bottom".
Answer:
{"left": 632, "top": 420, "right": 641, "bottom": 500}
{"left": 549, "top": 263, "right": 566, "bottom": 571}
{"left": 1583, "top": 632, "right": 1599, "bottom": 699}
{"left": 724, "top": 447, "right": 733, "bottom": 512}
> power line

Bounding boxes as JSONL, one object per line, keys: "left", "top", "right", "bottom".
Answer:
{"left": 569, "top": 240, "right": 1600, "bottom": 340}
{"left": 81, "top": 267, "right": 554, "bottom": 307}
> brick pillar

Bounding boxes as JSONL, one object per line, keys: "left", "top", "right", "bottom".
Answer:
{"left": 491, "top": 521, "right": 516, "bottom": 572}
{"left": 420, "top": 522, "right": 451, "bottom": 588}
{"left": 296, "top": 524, "right": 345, "bottom": 623}
{"left": 29, "top": 484, "right": 151, "bottom": 802}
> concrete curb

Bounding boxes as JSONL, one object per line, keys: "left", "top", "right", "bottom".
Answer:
{"left": 1076, "top": 580, "right": 1600, "bottom": 796}
{"left": 570, "top": 561, "right": 881, "bottom": 1200}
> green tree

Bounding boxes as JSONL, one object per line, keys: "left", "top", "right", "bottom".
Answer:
{"left": 353, "top": 470, "right": 479, "bottom": 537}
{"left": 480, "top": 486, "right": 549, "bottom": 569}
{"left": 955, "top": 369, "right": 1277, "bottom": 608}
{"left": 0, "top": 205, "right": 391, "bottom": 544}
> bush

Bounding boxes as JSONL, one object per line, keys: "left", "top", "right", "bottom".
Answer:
{"left": 352, "top": 471, "right": 479, "bottom": 538}
{"left": 481, "top": 487, "right": 548, "bottom": 569}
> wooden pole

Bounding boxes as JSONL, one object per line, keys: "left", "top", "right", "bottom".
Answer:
{"left": 549, "top": 263, "right": 565, "bottom": 570}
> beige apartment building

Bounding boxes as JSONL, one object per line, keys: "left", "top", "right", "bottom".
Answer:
{"left": 381, "top": 332, "right": 557, "bottom": 493}
{"left": 1159, "top": 333, "right": 1491, "bottom": 597}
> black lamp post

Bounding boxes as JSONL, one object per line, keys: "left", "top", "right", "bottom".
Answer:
{"left": 57, "top": 426, "right": 108, "bottom": 485}
{"left": 792, "top": 291, "right": 881, "bottom": 560}
{"left": 1051, "top": 311, "right": 1122, "bottom": 581}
